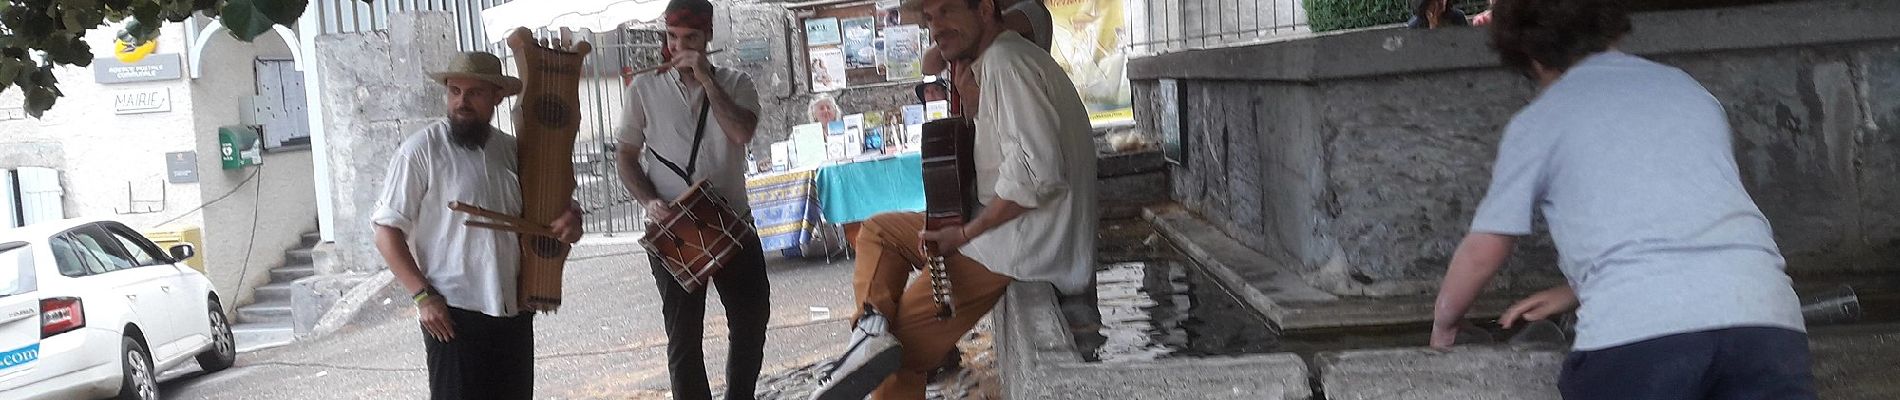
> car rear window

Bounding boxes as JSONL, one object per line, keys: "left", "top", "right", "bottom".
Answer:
{"left": 0, "top": 242, "right": 33, "bottom": 297}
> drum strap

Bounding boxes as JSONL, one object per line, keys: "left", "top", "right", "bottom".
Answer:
{"left": 650, "top": 81, "right": 716, "bottom": 185}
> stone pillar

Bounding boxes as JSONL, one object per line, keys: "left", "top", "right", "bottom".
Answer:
{"left": 318, "top": 12, "right": 457, "bottom": 274}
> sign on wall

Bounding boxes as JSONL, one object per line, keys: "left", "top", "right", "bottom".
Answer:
{"left": 113, "top": 88, "right": 172, "bottom": 114}
{"left": 93, "top": 53, "right": 182, "bottom": 84}
{"left": 166, "top": 151, "right": 199, "bottom": 183}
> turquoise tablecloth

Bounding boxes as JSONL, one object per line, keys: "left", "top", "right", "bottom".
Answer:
{"left": 816, "top": 153, "right": 926, "bottom": 224}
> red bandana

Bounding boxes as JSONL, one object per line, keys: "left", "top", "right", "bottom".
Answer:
{"left": 665, "top": 9, "right": 713, "bottom": 32}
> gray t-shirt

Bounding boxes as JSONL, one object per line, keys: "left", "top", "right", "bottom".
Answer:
{"left": 1471, "top": 51, "right": 1804, "bottom": 351}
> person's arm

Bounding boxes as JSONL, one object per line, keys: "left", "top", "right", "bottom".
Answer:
{"left": 923, "top": 46, "right": 947, "bottom": 76}
{"left": 923, "top": 53, "right": 1069, "bottom": 249}
{"left": 678, "top": 50, "right": 760, "bottom": 146}
{"left": 1428, "top": 119, "right": 1550, "bottom": 349}
{"left": 369, "top": 144, "right": 455, "bottom": 341}
{"left": 1429, "top": 233, "right": 1515, "bottom": 349}
{"left": 612, "top": 82, "right": 676, "bottom": 223}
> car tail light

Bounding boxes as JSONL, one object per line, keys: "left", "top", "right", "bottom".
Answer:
{"left": 41, "top": 297, "right": 84, "bottom": 338}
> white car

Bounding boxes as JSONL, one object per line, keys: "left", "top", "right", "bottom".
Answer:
{"left": 0, "top": 219, "right": 237, "bottom": 400}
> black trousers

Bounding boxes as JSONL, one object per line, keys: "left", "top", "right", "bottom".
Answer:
{"left": 649, "top": 236, "right": 772, "bottom": 400}
{"left": 422, "top": 306, "right": 535, "bottom": 400}
{"left": 1559, "top": 326, "right": 1815, "bottom": 400}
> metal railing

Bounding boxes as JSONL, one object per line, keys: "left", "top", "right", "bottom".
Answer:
{"left": 485, "top": 29, "right": 666, "bottom": 235}
{"left": 1125, "top": 0, "right": 1490, "bottom": 56}
{"left": 315, "top": 0, "right": 511, "bottom": 51}
{"left": 1126, "top": 0, "right": 1312, "bottom": 55}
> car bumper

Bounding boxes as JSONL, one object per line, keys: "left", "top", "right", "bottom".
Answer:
{"left": 0, "top": 327, "right": 124, "bottom": 400}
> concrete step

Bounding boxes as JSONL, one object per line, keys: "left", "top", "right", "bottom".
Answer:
{"left": 285, "top": 249, "right": 315, "bottom": 267}
{"left": 232, "top": 322, "right": 295, "bottom": 353}
{"left": 236, "top": 300, "right": 292, "bottom": 324}
{"left": 299, "top": 231, "right": 322, "bottom": 247}
{"left": 270, "top": 265, "right": 316, "bottom": 283}
{"left": 252, "top": 282, "right": 293, "bottom": 304}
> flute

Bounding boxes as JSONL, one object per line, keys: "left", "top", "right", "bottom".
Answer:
{"left": 628, "top": 49, "right": 728, "bottom": 76}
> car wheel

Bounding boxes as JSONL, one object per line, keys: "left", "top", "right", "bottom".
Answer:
{"left": 116, "top": 336, "right": 159, "bottom": 400}
{"left": 195, "top": 299, "right": 238, "bottom": 372}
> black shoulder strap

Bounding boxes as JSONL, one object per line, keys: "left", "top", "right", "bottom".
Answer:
{"left": 649, "top": 91, "right": 714, "bottom": 184}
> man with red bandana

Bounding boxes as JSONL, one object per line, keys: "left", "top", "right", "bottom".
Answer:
{"left": 612, "top": 0, "right": 770, "bottom": 399}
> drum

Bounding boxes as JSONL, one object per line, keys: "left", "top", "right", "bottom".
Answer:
{"left": 641, "top": 180, "right": 753, "bottom": 293}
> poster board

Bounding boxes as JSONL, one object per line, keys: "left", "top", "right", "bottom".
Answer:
{"left": 794, "top": 0, "right": 929, "bottom": 92}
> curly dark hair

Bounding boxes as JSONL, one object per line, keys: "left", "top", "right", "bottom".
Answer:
{"left": 1489, "top": 0, "right": 1632, "bottom": 78}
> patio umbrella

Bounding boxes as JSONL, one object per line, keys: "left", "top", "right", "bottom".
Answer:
{"left": 480, "top": 0, "right": 671, "bottom": 42}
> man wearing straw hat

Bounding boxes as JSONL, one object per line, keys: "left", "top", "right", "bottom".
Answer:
{"left": 372, "top": 50, "right": 585, "bottom": 399}
{"left": 613, "top": 0, "right": 771, "bottom": 398}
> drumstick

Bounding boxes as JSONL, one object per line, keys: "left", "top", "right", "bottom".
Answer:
{"left": 465, "top": 221, "right": 558, "bottom": 238}
{"left": 628, "top": 49, "right": 727, "bottom": 76}
{"left": 449, "top": 202, "right": 558, "bottom": 238}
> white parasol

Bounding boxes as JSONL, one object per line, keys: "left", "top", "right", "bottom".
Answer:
{"left": 480, "top": 0, "right": 672, "bottom": 43}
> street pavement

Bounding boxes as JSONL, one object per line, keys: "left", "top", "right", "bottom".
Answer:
{"left": 160, "top": 242, "right": 866, "bottom": 399}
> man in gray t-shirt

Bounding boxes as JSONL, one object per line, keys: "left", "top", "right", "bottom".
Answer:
{"left": 1430, "top": 0, "right": 1814, "bottom": 398}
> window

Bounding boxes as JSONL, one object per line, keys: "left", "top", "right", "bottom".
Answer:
{"left": 104, "top": 224, "right": 167, "bottom": 266}
{"left": 51, "top": 236, "right": 104, "bottom": 276}
{"left": 68, "top": 227, "right": 137, "bottom": 273}
{"left": 0, "top": 242, "right": 34, "bottom": 297}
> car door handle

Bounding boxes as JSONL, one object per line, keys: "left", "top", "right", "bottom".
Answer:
{"left": 126, "top": 294, "right": 138, "bottom": 301}
{"left": 160, "top": 285, "right": 172, "bottom": 293}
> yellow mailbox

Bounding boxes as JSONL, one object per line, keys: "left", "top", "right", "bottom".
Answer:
{"left": 142, "top": 225, "right": 204, "bottom": 274}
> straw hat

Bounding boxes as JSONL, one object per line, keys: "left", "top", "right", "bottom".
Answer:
{"left": 429, "top": 51, "right": 522, "bottom": 97}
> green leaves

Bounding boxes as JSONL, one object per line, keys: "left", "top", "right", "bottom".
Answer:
{"left": 0, "top": 0, "right": 372, "bottom": 118}
{"left": 220, "top": 0, "right": 274, "bottom": 41}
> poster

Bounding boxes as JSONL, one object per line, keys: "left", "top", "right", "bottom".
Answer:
{"left": 902, "top": 104, "right": 926, "bottom": 125}
{"left": 809, "top": 47, "right": 847, "bottom": 92}
{"left": 770, "top": 141, "right": 791, "bottom": 172}
{"left": 826, "top": 120, "right": 847, "bottom": 136}
{"left": 792, "top": 123, "right": 827, "bottom": 168}
{"left": 843, "top": 114, "right": 865, "bottom": 154}
{"left": 1047, "top": 0, "right": 1134, "bottom": 125}
{"left": 841, "top": 17, "right": 879, "bottom": 69}
{"left": 925, "top": 100, "right": 949, "bottom": 121}
{"left": 805, "top": 17, "right": 841, "bottom": 46}
{"left": 883, "top": 25, "right": 923, "bottom": 81}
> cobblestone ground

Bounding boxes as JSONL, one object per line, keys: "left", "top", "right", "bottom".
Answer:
{"left": 735, "top": 321, "right": 1002, "bottom": 400}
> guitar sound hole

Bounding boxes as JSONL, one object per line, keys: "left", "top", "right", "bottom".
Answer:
{"left": 531, "top": 97, "right": 572, "bottom": 128}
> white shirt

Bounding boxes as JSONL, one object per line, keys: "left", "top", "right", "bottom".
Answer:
{"left": 372, "top": 122, "right": 525, "bottom": 318}
{"left": 962, "top": 32, "right": 1097, "bottom": 295}
{"left": 1471, "top": 51, "right": 1802, "bottom": 350}
{"left": 616, "top": 69, "right": 763, "bottom": 213}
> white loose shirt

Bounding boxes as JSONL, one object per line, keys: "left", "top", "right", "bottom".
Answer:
{"left": 616, "top": 69, "right": 762, "bottom": 214}
{"left": 372, "top": 121, "right": 525, "bottom": 318}
{"left": 961, "top": 32, "right": 1098, "bottom": 295}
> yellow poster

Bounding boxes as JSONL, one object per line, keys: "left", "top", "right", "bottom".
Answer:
{"left": 1046, "top": 0, "right": 1133, "bottom": 125}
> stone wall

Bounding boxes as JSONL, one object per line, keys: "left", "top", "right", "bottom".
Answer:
{"left": 318, "top": 12, "right": 459, "bottom": 273}
{"left": 1130, "top": 0, "right": 1900, "bottom": 296}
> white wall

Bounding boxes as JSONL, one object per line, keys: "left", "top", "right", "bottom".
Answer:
{"left": 0, "top": 24, "right": 208, "bottom": 233}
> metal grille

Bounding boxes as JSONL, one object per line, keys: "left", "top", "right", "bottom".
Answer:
{"left": 485, "top": 29, "right": 666, "bottom": 235}
{"left": 1126, "top": 0, "right": 1489, "bottom": 56}
{"left": 316, "top": 0, "right": 512, "bottom": 51}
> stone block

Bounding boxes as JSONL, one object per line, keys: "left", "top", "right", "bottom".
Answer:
{"left": 996, "top": 281, "right": 1313, "bottom": 400}
{"left": 1811, "top": 324, "right": 1900, "bottom": 399}
{"left": 1316, "top": 346, "right": 1564, "bottom": 400}
{"left": 290, "top": 273, "right": 371, "bottom": 335}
